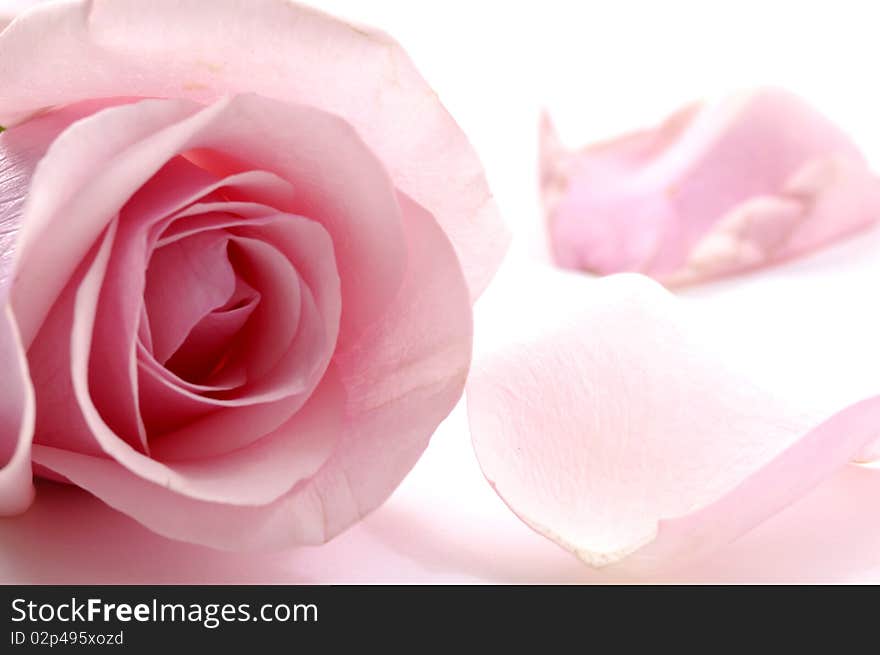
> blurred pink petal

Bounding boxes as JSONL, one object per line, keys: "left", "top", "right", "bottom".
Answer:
{"left": 0, "top": 0, "right": 507, "bottom": 298}
{"left": 467, "top": 270, "right": 880, "bottom": 572}
{"left": 542, "top": 88, "right": 880, "bottom": 285}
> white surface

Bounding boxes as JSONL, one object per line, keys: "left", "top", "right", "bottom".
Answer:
{"left": 2, "top": 0, "right": 880, "bottom": 583}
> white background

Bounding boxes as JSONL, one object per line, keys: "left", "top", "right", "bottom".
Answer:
{"left": 2, "top": 0, "right": 880, "bottom": 583}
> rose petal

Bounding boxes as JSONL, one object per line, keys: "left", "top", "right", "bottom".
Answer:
{"left": 163, "top": 278, "right": 260, "bottom": 383}
{"left": 467, "top": 267, "right": 880, "bottom": 571}
{"left": 0, "top": 305, "right": 34, "bottom": 515}
{"left": 662, "top": 463, "right": 880, "bottom": 583}
{"left": 0, "top": 0, "right": 507, "bottom": 298}
{"left": 125, "top": 158, "right": 297, "bottom": 232}
{"left": 0, "top": 101, "right": 102, "bottom": 514}
{"left": 33, "top": 362, "right": 345, "bottom": 514}
{"left": 1, "top": 99, "right": 113, "bottom": 297}
{"left": 542, "top": 88, "right": 880, "bottom": 284}
{"left": 142, "top": 209, "right": 341, "bottom": 459}
{"left": 540, "top": 103, "right": 700, "bottom": 273}
{"left": 144, "top": 211, "right": 343, "bottom": 460}
{"left": 318, "top": 192, "right": 474, "bottom": 539}
{"left": 144, "top": 231, "right": 238, "bottom": 364}
{"left": 669, "top": 155, "right": 880, "bottom": 285}
{"left": 618, "top": 402, "right": 880, "bottom": 574}
{"left": 137, "top": 340, "right": 247, "bottom": 398}
{"left": 146, "top": 391, "right": 324, "bottom": 464}
{"left": 12, "top": 99, "right": 201, "bottom": 345}
{"left": 135, "top": 236, "right": 324, "bottom": 432}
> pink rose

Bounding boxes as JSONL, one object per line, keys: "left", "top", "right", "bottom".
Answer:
{"left": 541, "top": 88, "right": 880, "bottom": 286}
{"left": 0, "top": 0, "right": 506, "bottom": 549}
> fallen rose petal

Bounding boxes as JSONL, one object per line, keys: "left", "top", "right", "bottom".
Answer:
{"left": 467, "top": 267, "right": 880, "bottom": 572}
{"left": 541, "top": 88, "right": 880, "bottom": 285}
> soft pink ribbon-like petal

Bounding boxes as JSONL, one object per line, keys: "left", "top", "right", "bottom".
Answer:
{"left": 542, "top": 88, "right": 880, "bottom": 285}
{"left": 30, "top": 192, "right": 472, "bottom": 549}
{"left": 467, "top": 267, "right": 880, "bottom": 571}
{"left": 0, "top": 0, "right": 508, "bottom": 298}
